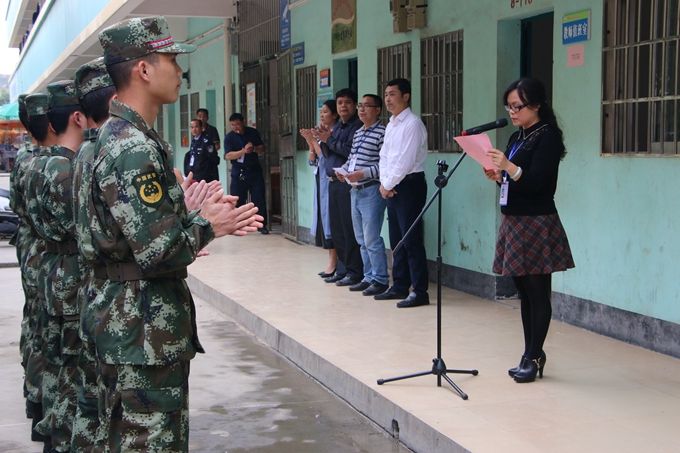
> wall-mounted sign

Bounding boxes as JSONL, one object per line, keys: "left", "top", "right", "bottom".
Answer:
{"left": 567, "top": 44, "right": 585, "bottom": 67}
{"left": 320, "top": 68, "right": 331, "bottom": 88}
{"left": 293, "top": 42, "right": 305, "bottom": 65}
{"left": 280, "top": 0, "right": 291, "bottom": 50}
{"left": 331, "top": 0, "right": 357, "bottom": 53}
{"left": 246, "top": 82, "right": 257, "bottom": 128}
{"left": 562, "top": 9, "right": 590, "bottom": 45}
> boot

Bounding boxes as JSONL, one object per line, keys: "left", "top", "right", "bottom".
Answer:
{"left": 508, "top": 355, "right": 527, "bottom": 378}
{"left": 513, "top": 352, "right": 547, "bottom": 383}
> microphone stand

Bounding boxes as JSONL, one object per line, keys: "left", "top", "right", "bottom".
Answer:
{"left": 377, "top": 154, "right": 478, "bottom": 400}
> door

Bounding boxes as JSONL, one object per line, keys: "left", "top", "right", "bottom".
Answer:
{"left": 276, "top": 51, "right": 297, "bottom": 239}
{"left": 521, "top": 13, "right": 554, "bottom": 103}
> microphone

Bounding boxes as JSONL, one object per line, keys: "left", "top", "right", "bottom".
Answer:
{"left": 461, "top": 118, "right": 508, "bottom": 136}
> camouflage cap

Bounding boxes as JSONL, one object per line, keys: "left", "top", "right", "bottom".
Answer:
{"left": 25, "top": 93, "right": 49, "bottom": 117}
{"left": 47, "top": 80, "right": 79, "bottom": 109}
{"left": 99, "top": 16, "right": 196, "bottom": 65}
{"left": 75, "top": 57, "right": 114, "bottom": 99}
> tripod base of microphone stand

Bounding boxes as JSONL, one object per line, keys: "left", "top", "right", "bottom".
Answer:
{"left": 377, "top": 358, "right": 478, "bottom": 400}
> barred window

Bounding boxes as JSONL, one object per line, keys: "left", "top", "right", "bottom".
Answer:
{"left": 377, "top": 42, "right": 412, "bottom": 124}
{"left": 603, "top": 0, "right": 680, "bottom": 154}
{"left": 179, "top": 94, "right": 189, "bottom": 147}
{"left": 421, "top": 30, "right": 463, "bottom": 152}
{"left": 190, "top": 92, "right": 200, "bottom": 121}
{"left": 296, "top": 65, "right": 317, "bottom": 150}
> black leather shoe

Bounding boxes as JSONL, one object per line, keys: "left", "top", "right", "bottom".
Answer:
{"left": 336, "top": 275, "right": 360, "bottom": 287}
{"left": 508, "top": 355, "right": 528, "bottom": 378}
{"left": 349, "top": 281, "right": 371, "bottom": 291}
{"left": 259, "top": 227, "right": 270, "bottom": 235}
{"left": 362, "top": 282, "right": 389, "bottom": 296}
{"left": 324, "top": 273, "right": 346, "bottom": 283}
{"left": 373, "top": 286, "right": 409, "bottom": 300}
{"left": 396, "top": 292, "right": 430, "bottom": 308}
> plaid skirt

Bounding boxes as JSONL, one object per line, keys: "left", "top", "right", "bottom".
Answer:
{"left": 493, "top": 213, "right": 575, "bottom": 276}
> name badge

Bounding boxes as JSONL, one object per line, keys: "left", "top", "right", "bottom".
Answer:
{"left": 499, "top": 181, "right": 509, "bottom": 206}
{"left": 189, "top": 154, "right": 195, "bottom": 167}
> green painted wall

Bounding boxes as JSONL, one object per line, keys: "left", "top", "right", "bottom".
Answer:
{"left": 290, "top": 0, "right": 680, "bottom": 324}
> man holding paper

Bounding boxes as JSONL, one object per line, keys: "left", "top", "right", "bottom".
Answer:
{"left": 336, "top": 94, "right": 389, "bottom": 296}
{"left": 377, "top": 78, "right": 430, "bottom": 308}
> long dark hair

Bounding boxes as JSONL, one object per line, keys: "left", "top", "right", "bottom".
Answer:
{"left": 504, "top": 78, "right": 566, "bottom": 158}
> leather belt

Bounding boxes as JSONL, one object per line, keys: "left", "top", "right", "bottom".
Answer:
{"left": 44, "top": 239, "right": 79, "bottom": 255}
{"left": 352, "top": 180, "right": 380, "bottom": 190}
{"left": 93, "top": 262, "right": 188, "bottom": 282}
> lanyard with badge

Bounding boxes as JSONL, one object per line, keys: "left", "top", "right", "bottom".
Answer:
{"left": 499, "top": 140, "right": 521, "bottom": 206}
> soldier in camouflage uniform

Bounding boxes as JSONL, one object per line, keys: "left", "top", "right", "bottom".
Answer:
{"left": 85, "top": 16, "right": 262, "bottom": 451}
{"left": 28, "top": 80, "right": 87, "bottom": 452}
{"left": 21, "top": 93, "right": 57, "bottom": 446}
{"left": 10, "top": 94, "right": 34, "bottom": 388}
{"left": 71, "top": 57, "right": 116, "bottom": 452}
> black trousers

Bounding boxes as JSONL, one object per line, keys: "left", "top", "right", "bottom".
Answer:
{"left": 328, "top": 180, "right": 362, "bottom": 279}
{"left": 230, "top": 166, "right": 268, "bottom": 226}
{"left": 386, "top": 172, "right": 428, "bottom": 295}
{"left": 512, "top": 274, "right": 552, "bottom": 359}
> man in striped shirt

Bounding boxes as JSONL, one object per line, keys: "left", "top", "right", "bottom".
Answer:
{"left": 336, "top": 94, "right": 389, "bottom": 296}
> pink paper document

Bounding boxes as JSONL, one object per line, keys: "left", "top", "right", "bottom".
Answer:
{"left": 454, "top": 133, "right": 495, "bottom": 170}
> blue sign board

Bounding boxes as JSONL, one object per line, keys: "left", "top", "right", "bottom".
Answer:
{"left": 280, "top": 0, "right": 291, "bottom": 50}
{"left": 293, "top": 42, "right": 305, "bottom": 65}
{"left": 562, "top": 10, "right": 590, "bottom": 45}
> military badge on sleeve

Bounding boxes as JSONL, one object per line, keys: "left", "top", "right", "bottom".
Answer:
{"left": 132, "top": 171, "right": 165, "bottom": 208}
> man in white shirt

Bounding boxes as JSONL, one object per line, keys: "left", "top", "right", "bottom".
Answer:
{"left": 376, "top": 78, "right": 430, "bottom": 308}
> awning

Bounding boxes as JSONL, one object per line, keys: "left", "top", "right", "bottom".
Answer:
{"left": 0, "top": 102, "right": 19, "bottom": 120}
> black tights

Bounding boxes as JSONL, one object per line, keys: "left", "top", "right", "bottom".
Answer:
{"left": 512, "top": 274, "right": 552, "bottom": 360}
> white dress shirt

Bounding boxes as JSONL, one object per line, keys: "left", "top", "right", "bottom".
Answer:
{"left": 379, "top": 107, "right": 428, "bottom": 190}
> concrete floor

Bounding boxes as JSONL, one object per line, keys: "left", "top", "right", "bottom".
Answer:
{"left": 185, "top": 233, "right": 680, "bottom": 453}
{"left": 0, "top": 260, "right": 409, "bottom": 452}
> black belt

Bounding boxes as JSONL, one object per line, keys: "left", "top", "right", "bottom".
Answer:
{"left": 44, "top": 239, "right": 79, "bottom": 255}
{"left": 93, "top": 262, "right": 188, "bottom": 282}
{"left": 352, "top": 180, "right": 380, "bottom": 190}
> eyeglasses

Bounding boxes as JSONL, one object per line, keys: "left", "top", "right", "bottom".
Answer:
{"left": 357, "top": 103, "right": 379, "bottom": 109}
{"left": 504, "top": 104, "right": 527, "bottom": 113}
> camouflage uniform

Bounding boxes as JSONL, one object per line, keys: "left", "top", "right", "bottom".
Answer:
{"left": 86, "top": 17, "right": 208, "bottom": 452}
{"left": 20, "top": 93, "right": 51, "bottom": 435}
{"left": 70, "top": 57, "right": 114, "bottom": 452}
{"left": 29, "top": 81, "right": 84, "bottom": 452}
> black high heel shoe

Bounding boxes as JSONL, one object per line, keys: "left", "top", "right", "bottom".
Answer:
{"left": 319, "top": 269, "right": 336, "bottom": 278}
{"left": 513, "top": 352, "right": 546, "bottom": 383}
{"left": 508, "top": 356, "right": 527, "bottom": 378}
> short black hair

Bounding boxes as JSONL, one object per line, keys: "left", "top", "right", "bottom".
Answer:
{"left": 335, "top": 88, "right": 357, "bottom": 103}
{"left": 229, "top": 112, "right": 245, "bottom": 122}
{"left": 80, "top": 86, "right": 116, "bottom": 124}
{"left": 47, "top": 105, "right": 82, "bottom": 135}
{"left": 27, "top": 115, "right": 49, "bottom": 142}
{"left": 106, "top": 53, "right": 159, "bottom": 90}
{"left": 362, "top": 94, "right": 383, "bottom": 111}
{"left": 196, "top": 108, "right": 209, "bottom": 116}
{"left": 386, "top": 78, "right": 411, "bottom": 95}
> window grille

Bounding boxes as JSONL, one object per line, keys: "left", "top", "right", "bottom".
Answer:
{"left": 190, "top": 92, "right": 200, "bottom": 121}
{"left": 421, "top": 30, "right": 464, "bottom": 152}
{"left": 296, "top": 65, "right": 317, "bottom": 150}
{"left": 377, "top": 42, "right": 412, "bottom": 124}
{"left": 603, "top": 0, "right": 680, "bottom": 154}
{"left": 237, "top": 0, "right": 280, "bottom": 63}
{"left": 179, "top": 94, "right": 189, "bottom": 147}
{"left": 278, "top": 52, "right": 293, "bottom": 136}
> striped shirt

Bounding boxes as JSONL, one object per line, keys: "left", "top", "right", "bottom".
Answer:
{"left": 342, "top": 121, "right": 385, "bottom": 183}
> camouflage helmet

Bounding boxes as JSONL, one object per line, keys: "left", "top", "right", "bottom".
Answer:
{"left": 75, "top": 57, "right": 114, "bottom": 99}
{"left": 99, "top": 16, "right": 196, "bottom": 66}
{"left": 25, "top": 93, "right": 49, "bottom": 117}
{"left": 47, "top": 80, "right": 79, "bottom": 109}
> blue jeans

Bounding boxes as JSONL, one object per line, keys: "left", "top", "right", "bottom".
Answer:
{"left": 350, "top": 184, "right": 388, "bottom": 285}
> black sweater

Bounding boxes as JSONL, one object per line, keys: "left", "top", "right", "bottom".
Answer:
{"left": 501, "top": 121, "right": 565, "bottom": 216}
